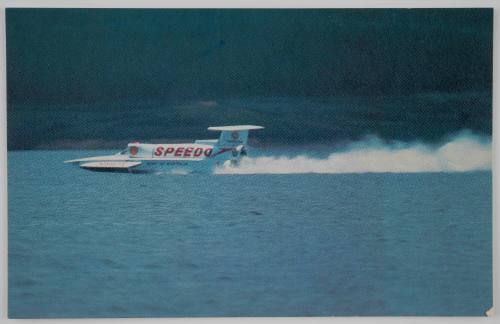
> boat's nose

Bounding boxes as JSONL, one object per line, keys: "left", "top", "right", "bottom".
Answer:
{"left": 64, "top": 159, "right": 83, "bottom": 164}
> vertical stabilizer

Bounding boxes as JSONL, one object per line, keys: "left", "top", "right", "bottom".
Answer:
{"left": 208, "top": 125, "right": 264, "bottom": 147}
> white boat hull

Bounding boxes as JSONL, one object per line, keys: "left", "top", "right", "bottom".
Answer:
{"left": 64, "top": 125, "right": 262, "bottom": 174}
{"left": 66, "top": 155, "right": 232, "bottom": 174}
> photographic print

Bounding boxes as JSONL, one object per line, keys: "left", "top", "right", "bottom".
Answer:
{"left": 6, "top": 8, "right": 493, "bottom": 317}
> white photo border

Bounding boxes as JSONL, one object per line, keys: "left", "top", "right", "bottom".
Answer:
{"left": 0, "top": 1, "right": 497, "bottom": 323}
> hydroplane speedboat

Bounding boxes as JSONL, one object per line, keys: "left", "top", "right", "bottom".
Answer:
{"left": 65, "top": 125, "right": 264, "bottom": 173}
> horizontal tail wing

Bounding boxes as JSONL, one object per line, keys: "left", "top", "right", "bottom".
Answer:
{"left": 208, "top": 125, "right": 264, "bottom": 132}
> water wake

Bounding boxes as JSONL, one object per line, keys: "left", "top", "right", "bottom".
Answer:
{"left": 215, "top": 131, "right": 491, "bottom": 174}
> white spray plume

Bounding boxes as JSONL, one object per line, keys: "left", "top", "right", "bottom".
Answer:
{"left": 215, "top": 131, "right": 491, "bottom": 174}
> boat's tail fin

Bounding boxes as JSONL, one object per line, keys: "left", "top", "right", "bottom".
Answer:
{"left": 208, "top": 125, "right": 264, "bottom": 148}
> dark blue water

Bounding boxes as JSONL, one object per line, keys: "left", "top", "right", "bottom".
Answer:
{"left": 8, "top": 151, "right": 492, "bottom": 317}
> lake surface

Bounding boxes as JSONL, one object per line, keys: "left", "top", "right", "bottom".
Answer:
{"left": 8, "top": 150, "right": 492, "bottom": 317}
